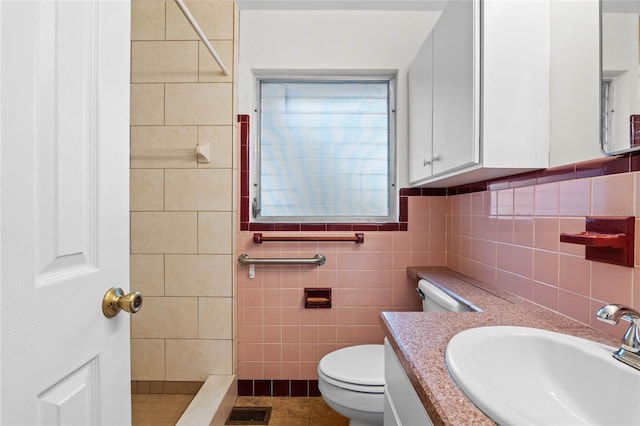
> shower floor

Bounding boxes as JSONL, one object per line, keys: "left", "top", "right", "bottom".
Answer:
{"left": 131, "top": 393, "right": 193, "bottom": 425}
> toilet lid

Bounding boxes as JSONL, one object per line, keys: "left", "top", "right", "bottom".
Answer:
{"left": 318, "top": 344, "right": 384, "bottom": 386}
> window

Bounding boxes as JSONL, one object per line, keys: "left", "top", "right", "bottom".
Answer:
{"left": 252, "top": 76, "right": 396, "bottom": 223}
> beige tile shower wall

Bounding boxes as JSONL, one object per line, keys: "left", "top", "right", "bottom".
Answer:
{"left": 129, "top": 0, "right": 238, "bottom": 382}
{"left": 447, "top": 172, "right": 640, "bottom": 338}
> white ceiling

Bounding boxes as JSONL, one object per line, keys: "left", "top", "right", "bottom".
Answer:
{"left": 236, "top": 0, "right": 448, "bottom": 11}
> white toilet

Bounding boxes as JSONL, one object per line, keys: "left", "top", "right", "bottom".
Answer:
{"left": 317, "top": 344, "right": 385, "bottom": 426}
{"left": 317, "top": 279, "right": 469, "bottom": 426}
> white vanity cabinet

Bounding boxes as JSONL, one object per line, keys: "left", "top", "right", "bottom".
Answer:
{"left": 383, "top": 339, "right": 433, "bottom": 426}
{"left": 408, "top": 0, "right": 550, "bottom": 187}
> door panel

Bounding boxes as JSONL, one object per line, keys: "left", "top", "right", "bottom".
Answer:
{"left": 37, "top": 358, "right": 99, "bottom": 425}
{"left": 1, "top": 1, "right": 131, "bottom": 424}
{"left": 34, "top": 1, "right": 97, "bottom": 283}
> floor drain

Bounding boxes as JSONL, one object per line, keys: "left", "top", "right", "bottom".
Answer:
{"left": 225, "top": 407, "right": 272, "bottom": 425}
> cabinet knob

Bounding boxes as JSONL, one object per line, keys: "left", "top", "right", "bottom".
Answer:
{"left": 423, "top": 155, "right": 440, "bottom": 166}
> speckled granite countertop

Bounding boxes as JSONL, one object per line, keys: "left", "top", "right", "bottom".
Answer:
{"left": 379, "top": 266, "right": 620, "bottom": 426}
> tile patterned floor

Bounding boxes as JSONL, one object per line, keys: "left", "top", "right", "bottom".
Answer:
{"left": 131, "top": 395, "right": 349, "bottom": 426}
{"left": 234, "top": 397, "right": 350, "bottom": 426}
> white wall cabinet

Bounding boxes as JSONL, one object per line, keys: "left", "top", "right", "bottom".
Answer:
{"left": 408, "top": 0, "right": 550, "bottom": 188}
{"left": 383, "top": 339, "right": 433, "bottom": 426}
{"left": 408, "top": 33, "right": 433, "bottom": 183}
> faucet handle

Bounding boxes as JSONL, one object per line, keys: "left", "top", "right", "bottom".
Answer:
{"left": 620, "top": 321, "right": 640, "bottom": 354}
{"left": 595, "top": 304, "right": 640, "bottom": 371}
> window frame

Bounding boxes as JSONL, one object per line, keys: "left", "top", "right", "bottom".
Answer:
{"left": 251, "top": 74, "right": 397, "bottom": 224}
{"left": 601, "top": 78, "right": 614, "bottom": 152}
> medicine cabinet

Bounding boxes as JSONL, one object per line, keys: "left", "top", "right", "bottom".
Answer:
{"left": 408, "top": 0, "right": 550, "bottom": 187}
{"left": 601, "top": 0, "right": 640, "bottom": 155}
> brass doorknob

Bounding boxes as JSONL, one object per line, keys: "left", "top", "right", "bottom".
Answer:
{"left": 102, "top": 287, "right": 143, "bottom": 318}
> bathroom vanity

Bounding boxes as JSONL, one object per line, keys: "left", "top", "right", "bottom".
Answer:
{"left": 380, "top": 267, "right": 620, "bottom": 425}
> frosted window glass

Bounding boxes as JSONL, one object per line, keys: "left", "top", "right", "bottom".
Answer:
{"left": 257, "top": 80, "right": 394, "bottom": 221}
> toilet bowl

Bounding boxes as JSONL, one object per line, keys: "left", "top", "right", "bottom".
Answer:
{"left": 317, "top": 344, "right": 384, "bottom": 426}
{"left": 317, "top": 279, "right": 468, "bottom": 426}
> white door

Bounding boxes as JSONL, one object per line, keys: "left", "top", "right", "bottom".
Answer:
{"left": 1, "top": 1, "right": 132, "bottom": 425}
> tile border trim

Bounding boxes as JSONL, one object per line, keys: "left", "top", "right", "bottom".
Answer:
{"left": 240, "top": 114, "right": 640, "bottom": 226}
{"left": 237, "top": 379, "right": 320, "bottom": 398}
{"left": 131, "top": 380, "right": 204, "bottom": 395}
{"left": 448, "top": 153, "right": 640, "bottom": 195}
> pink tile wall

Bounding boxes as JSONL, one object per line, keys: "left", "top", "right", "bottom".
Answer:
{"left": 448, "top": 171, "right": 639, "bottom": 338}
{"left": 237, "top": 111, "right": 640, "bottom": 381}
{"left": 237, "top": 171, "right": 639, "bottom": 380}
{"left": 236, "top": 197, "right": 447, "bottom": 380}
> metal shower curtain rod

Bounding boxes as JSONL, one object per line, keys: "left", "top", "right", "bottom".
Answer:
{"left": 174, "top": 0, "right": 230, "bottom": 76}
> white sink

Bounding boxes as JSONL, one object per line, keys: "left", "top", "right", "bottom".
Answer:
{"left": 445, "top": 326, "right": 640, "bottom": 425}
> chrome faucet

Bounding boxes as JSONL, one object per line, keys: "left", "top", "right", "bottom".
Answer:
{"left": 595, "top": 304, "right": 640, "bottom": 371}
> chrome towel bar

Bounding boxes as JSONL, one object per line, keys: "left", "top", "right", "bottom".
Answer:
{"left": 238, "top": 253, "right": 326, "bottom": 266}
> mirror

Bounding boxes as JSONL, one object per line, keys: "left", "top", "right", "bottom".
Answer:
{"left": 601, "top": 0, "right": 640, "bottom": 154}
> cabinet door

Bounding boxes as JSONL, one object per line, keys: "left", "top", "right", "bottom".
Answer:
{"left": 432, "top": 0, "right": 479, "bottom": 176}
{"left": 408, "top": 33, "right": 434, "bottom": 184}
{"left": 384, "top": 339, "right": 433, "bottom": 425}
{"left": 383, "top": 391, "right": 401, "bottom": 426}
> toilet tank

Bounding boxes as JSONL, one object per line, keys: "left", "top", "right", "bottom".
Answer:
{"left": 417, "top": 279, "right": 472, "bottom": 312}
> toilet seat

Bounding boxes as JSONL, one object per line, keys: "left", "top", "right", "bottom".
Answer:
{"left": 318, "top": 370, "right": 384, "bottom": 393}
{"left": 318, "top": 344, "right": 384, "bottom": 393}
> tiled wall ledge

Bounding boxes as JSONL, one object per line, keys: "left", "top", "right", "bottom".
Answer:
{"left": 132, "top": 380, "right": 204, "bottom": 395}
{"left": 238, "top": 379, "right": 321, "bottom": 397}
